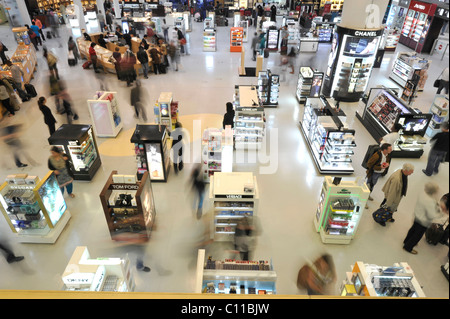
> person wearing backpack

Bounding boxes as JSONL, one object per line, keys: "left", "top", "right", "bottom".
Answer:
{"left": 43, "top": 47, "right": 59, "bottom": 79}
{"left": 365, "top": 143, "right": 392, "bottom": 206}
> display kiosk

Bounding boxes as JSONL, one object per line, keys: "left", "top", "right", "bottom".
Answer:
{"left": 296, "top": 66, "right": 324, "bottom": 104}
{"left": 195, "top": 249, "right": 277, "bottom": 295}
{"left": 356, "top": 87, "right": 431, "bottom": 158}
{"left": 62, "top": 246, "right": 135, "bottom": 292}
{"left": 87, "top": 91, "right": 123, "bottom": 138}
{"left": 300, "top": 96, "right": 356, "bottom": 175}
{"left": 0, "top": 44, "right": 37, "bottom": 86}
{"left": 384, "top": 0, "right": 411, "bottom": 51}
{"left": 389, "top": 52, "right": 431, "bottom": 89}
{"left": 130, "top": 124, "right": 171, "bottom": 182}
{"left": 233, "top": 85, "right": 266, "bottom": 150}
{"left": 155, "top": 92, "right": 178, "bottom": 131}
{"left": 203, "top": 28, "right": 217, "bottom": 52}
{"left": 257, "top": 70, "right": 279, "bottom": 107}
{"left": 266, "top": 28, "right": 279, "bottom": 51}
{"left": 48, "top": 124, "right": 101, "bottom": 181}
{"left": 426, "top": 94, "right": 449, "bottom": 137}
{"left": 341, "top": 261, "right": 426, "bottom": 297}
{"left": 230, "top": 27, "right": 244, "bottom": 52}
{"left": 99, "top": 171, "right": 156, "bottom": 243}
{"left": 0, "top": 172, "right": 71, "bottom": 244}
{"left": 209, "top": 172, "right": 259, "bottom": 242}
{"left": 314, "top": 176, "right": 370, "bottom": 245}
{"left": 322, "top": 26, "right": 383, "bottom": 102}
{"left": 201, "top": 127, "right": 233, "bottom": 183}
{"left": 312, "top": 21, "right": 336, "bottom": 43}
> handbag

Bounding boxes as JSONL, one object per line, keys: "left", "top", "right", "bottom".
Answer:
{"left": 180, "top": 38, "right": 187, "bottom": 45}
{"left": 433, "top": 79, "right": 441, "bottom": 88}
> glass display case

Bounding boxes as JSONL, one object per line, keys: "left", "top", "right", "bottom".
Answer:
{"left": 266, "top": 28, "right": 279, "bottom": 51}
{"left": 99, "top": 171, "right": 156, "bottom": 243}
{"left": 130, "top": 124, "right": 171, "bottom": 182}
{"left": 314, "top": 177, "right": 370, "bottom": 245}
{"left": 0, "top": 172, "right": 71, "bottom": 243}
{"left": 296, "top": 66, "right": 324, "bottom": 103}
{"left": 87, "top": 91, "right": 123, "bottom": 138}
{"left": 48, "top": 124, "right": 101, "bottom": 181}
{"left": 201, "top": 127, "right": 233, "bottom": 183}
{"left": 389, "top": 52, "right": 431, "bottom": 88}
{"left": 195, "top": 249, "right": 277, "bottom": 295}
{"left": 11, "top": 27, "right": 30, "bottom": 45}
{"left": 300, "top": 97, "right": 356, "bottom": 175}
{"left": 257, "top": 70, "right": 279, "bottom": 107}
{"left": 426, "top": 95, "right": 449, "bottom": 137}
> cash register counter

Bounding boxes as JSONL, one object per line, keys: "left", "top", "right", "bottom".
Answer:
{"left": 77, "top": 33, "right": 164, "bottom": 74}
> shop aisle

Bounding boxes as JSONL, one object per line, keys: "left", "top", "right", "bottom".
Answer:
{"left": 0, "top": 19, "right": 448, "bottom": 298}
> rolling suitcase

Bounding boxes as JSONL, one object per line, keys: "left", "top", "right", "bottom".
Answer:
{"left": 426, "top": 220, "right": 448, "bottom": 245}
{"left": 372, "top": 206, "right": 393, "bottom": 226}
{"left": 264, "top": 49, "right": 269, "bottom": 58}
{"left": 24, "top": 83, "right": 37, "bottom": 97}
{"left": 82, "top": 61, "right": 92, "bottom": 69}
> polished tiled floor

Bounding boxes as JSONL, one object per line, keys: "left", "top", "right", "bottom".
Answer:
{"left": 0, "top": 17, "right": 448, "bottom": 297}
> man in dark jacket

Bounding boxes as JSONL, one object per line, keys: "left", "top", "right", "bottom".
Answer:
{"left": 366, "top": 143, "right": 392, "bottom": 203}
{"left": 222, "top": 102, "right": 235, "bottom": 129}
{"left": 137, "top": 46, "right": 149, "bottom": 78}
{"left": 423, "top": 121, "right": 449, "bottom": 176}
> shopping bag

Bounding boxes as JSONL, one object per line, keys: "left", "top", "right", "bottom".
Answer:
{"left": 10, "top": 92, "right": 22, "bottom": 111}
{"left": 372, "top": 206, "right": 393, "bottom": 226}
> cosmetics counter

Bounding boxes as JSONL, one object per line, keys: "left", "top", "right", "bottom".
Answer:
{"left": 314, "top": 177, "right": 370, "bottom": 245}
{"left": 195, "top": 249, "right": 277, "bottom": 295}
{"left": 99, "top": 171, "right": 156, "bottom": 243}
{"left": 48, "top": 124, "right": 101, "bottom": 181}
{"left": 87, "top": 91, "right": 123, "bottom": 138}
{"left": 356, "top": 87, "right": 432, "bottom": 158}
{"left": 209, "top": 172, "right": 259, "bottom": 242}
{"left": 201, "top": 127, "right": 233, "bottom": 183}
{"left": 0, "top": 42, "right": 37, "bottom": 86}
{"left": 0, "top": 172, "right": 71, "bottom": 244}
{"left": 62, "top": 246, "right": 135, "bottom": 292}
{"left": 300, "top": 96, "right": 356, "bottom": 175}
{"left": 389, "top": 52, "right": 431, "bottom": 89}
{"left": 341, "top": 261, "right": 425, "bottom": 297}
{"left": 426, "top": 94, "right": 449, "bottom": 137}
{"left": 130, "top": 124, "right": 171, "bottom": 182}
{"left": 296, "top": 66, "right": 324, "bottom": 104}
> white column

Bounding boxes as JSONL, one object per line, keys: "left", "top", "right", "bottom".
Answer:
{"left": 97, "top": 0, "right": 104, "bottom": 14}
{"left": 16, "top": 0, "right": 32, "bottom": 25}
{"left": 113, "top": 0, "right": 121, "bottom": 19}
{"left": 340, "top": 0, "right": 389, "bottom": 30}
{"left": 73, "top": 0, "right": 87, "bottom": 30}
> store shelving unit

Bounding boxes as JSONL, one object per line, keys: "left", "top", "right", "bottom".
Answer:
{"left": 389, "top": 52, "right": 431, "bottom": 88}
{"left": 257, "top": 70, "right": 279, "bottom": 107}
{"left": 156, "top": 92, "right": 178, "bottom": 131}
{"left": 312, "top": 21, "right": 336, "bottom": 43}
{"left": 341, "top": 261, "right": 426, "bottom": 297}
{"left": 300, "top": 97, "right": 356, "bottom": 175}
{"left": 99, "top": 171, "right": 156, "bottom": 243}
{"left": 314, "top": 177, "right": 370, "bottom": 244}
{"left": 195, "top": 249, "right": 277, "bottom": 295}
{"left": 233, "top": 85, "right": 265, "bottom": 150}
{"left": 130, "top": 124, "right": 171, "bottom": 182}
{"left": 239, "top": 20, "right": 249, "bottom": 43}
{"left": 201, "top": 127, "right": 233, "bottom": 183}
{"left": 286, "top": 20, "right": 300, "bottom": 52}
{"left": 266, "top": 28, "right": 280, "bottom": 51}
{"left": 48, "top": 124, "right": 101, "bottom": 181}
{"left": 296, "top": 66, "right": 324, "bottom": 103}
{"left": 0, "top": 172, "right": 71, "bottom": 244}
{"left": 209, "top": 172, "right": 259, "bottom": 242}
{"left": 87, "top": 91, "right": 123, "bottom": 138}
{"left": 203, "top": 28, "right": 217, "bottom": 52}
{"left": 62, "top": 246, "right": 135, "bottom": 292}
{"left": 230, "top": 27, "right": 244, "bottom": 52}
{"left": 426, "top": 95, "right": 449, "bottom": 137}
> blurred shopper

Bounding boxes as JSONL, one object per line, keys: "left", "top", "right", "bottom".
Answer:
{"left": 43, "top": 47, "right": 59, "bottom": 79}
{"left": 25, "top": 24, "right": 39, "bottom": 51}
{"left": 149, "top": 47, "right": 163, "bottom": 74}
{"left": 167, "top": 40, "right": 181, "bottom": 72}
{"left": 98, "top": 34, "right": 107, "bottom": 49}
{"left": 30, "top": 21, "right": 43, "bottom": 46}
{"left": 251, "top": 32, "right": 259, "bottom": 61}
{"left": 423, "top": 121, "right": 449, "bottom": 177}
{"left": 1, "top": 124, "right": 36, "bottom": 167}
{"left": 381, "top": 163, "right": 415, "bottom": 217}
{"left": 112, "top": 47, "right": 122, "bottom": 79}
{"left": 137, "top": 46, "right": 149, "bottom": 79}
{"left": 297, "top": 254, "right": 337, "bottom": 295}
{"left": 97, "top": 10, "right": 106, "bottom": 31}
{"left": 259, "top": 32, "right": 266, "bottom": 56}
{"left": 234, "top": 215, "right": 256, "bottom": 261}
{"left": 403, "top": 183, "right": 448, "bottom": 254}
{"left": 0, "top": 81, "right": 15, "bottom": 117}
{"left": 130, "top": 79, "right": 148, "bottom": 121}
{"left": 222, "top": 102, "right": 235, "bottom": 129}
{"left": 0, "top": 235, "right": 24, "bottom": 264}
{"left": 287, "top": 47, "right": 297, "bottom": 74}
{"left": 38, "top": 97, "right": 57, "bottom": 136}
{"left": 190, "top": 164, "right": 206, "bottom": 219}
{"left": 171, "top": 122, "right": 184, "bottom": 174}
{"left": 68, "top": 36, "right": 80, "bottom": 65}
{"left": 89, "top": 42, "right": 101, "bottom": 73}
{"left": 5, "top": 60, "right": 29, "bottom": 101}
{"left": 105, "top": 10, "right": 114, "bottom": 32}
{"left": 0, "top": 41, "right": 8, "bottom": 64}
{"left": 365, "top": 143, "right": 393, "bottom": 203}
{"left": 48, "top": 146, "right": 75, "bottom": 198}
{"left": 121, "top": 48, "right": 137, "bottom": 86}
{"left": 175, "top": 27, "right": 186, "bottom": 55}
{"left": 49, "top": 10, "right": 60, "bottom": 38}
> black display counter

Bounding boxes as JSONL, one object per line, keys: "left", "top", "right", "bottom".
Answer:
{"left": 48, "top": 124, "right": 101, "bottom": 181}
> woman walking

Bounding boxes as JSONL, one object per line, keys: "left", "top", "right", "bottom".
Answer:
{"left": 48, "top": 146, "right": 75, "bottom": 198}
{"left": 38, "top": 97, "right": 57, "bottom": 136}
